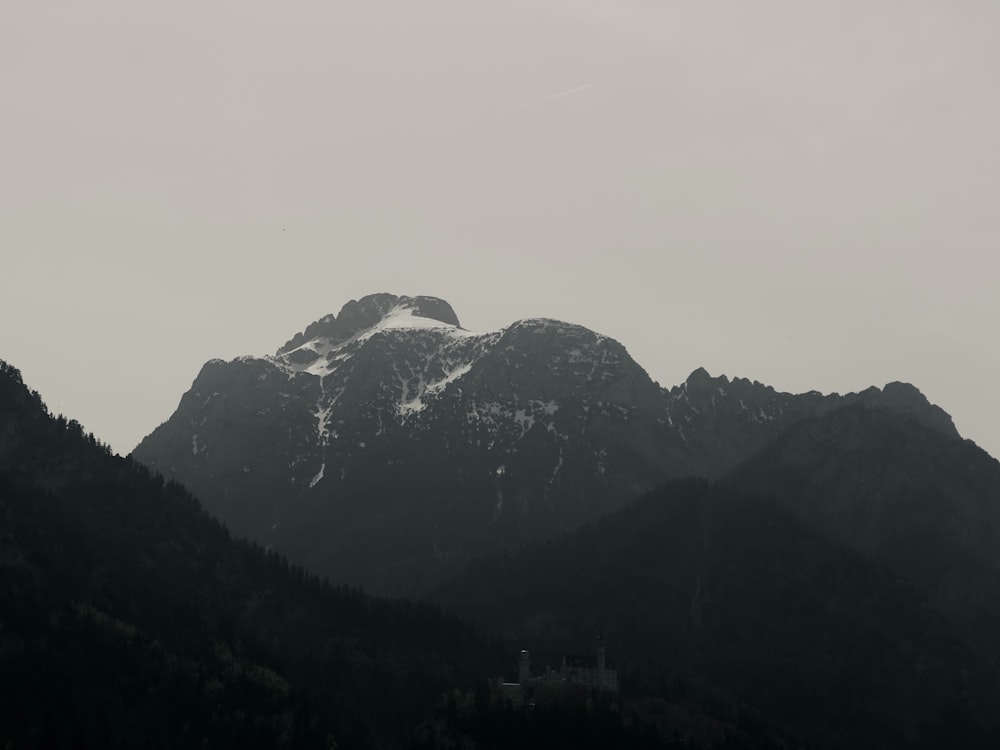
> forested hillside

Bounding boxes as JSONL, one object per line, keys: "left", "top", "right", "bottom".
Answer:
{"left": 0, "top": 361, "right": 504, "bottom": 749}
{"left": 434, "top": 478, "right": 995, "bottom": 750}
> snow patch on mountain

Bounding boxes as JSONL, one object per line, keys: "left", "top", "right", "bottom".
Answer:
{"left": 397, "top": 359, "right": 478, "bottom": 418}
{"left": 466, "top": 399, "right": 561, "bottom": 438}
{"left": 314, "top": 399, "right": 333, "bottom": 444}
{"left": 310, "top": 463, "right": 325, "bottom": 488}
{"left": 357, "top": 302, "right": 475, "bottom": 340}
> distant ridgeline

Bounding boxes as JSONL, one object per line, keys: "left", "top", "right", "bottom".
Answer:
{"left": 498, "top": 636, "right": 618, "bottom": 707}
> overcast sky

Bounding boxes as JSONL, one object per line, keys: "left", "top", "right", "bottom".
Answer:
{"left": 3, "top": 0, "right": 998, "bottom": 459}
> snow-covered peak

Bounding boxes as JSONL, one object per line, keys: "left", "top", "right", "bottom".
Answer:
{"left": 276, "top": 293, "right": 462, "bottom": 356}
{"left": 271, "top": 295, "right": 486, "bottom": 380}
{"left": 292, "top": 299, "right": 471, "bottom": 351}
{"left": 267, "top": 297, "right": 639, "bottom": 404}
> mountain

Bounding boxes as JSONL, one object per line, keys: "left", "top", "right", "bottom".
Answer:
{"left": 727, "top": 404, "right": 1000, "bottom": 669}
{"left": 0, "top": 360, "right": 505, "bottom": 749}
{"left": 666, "top": 368, "right": 958, "bottom": 478}
{"left": 433, "top": 478, "right": 995, "bottom": 750}
{"left": 133, "top": 293, "right": 961, "bottom": 594}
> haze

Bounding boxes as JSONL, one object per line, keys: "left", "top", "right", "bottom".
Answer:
{"left": 2, "top": 0, "right": 998, "bottom": 458}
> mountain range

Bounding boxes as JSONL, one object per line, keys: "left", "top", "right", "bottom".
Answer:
{"left": 6, "top": 290, "right": 1000, "bottom": 748}
{"left": 134, "top": 293, "right": 966, "bottom": 596}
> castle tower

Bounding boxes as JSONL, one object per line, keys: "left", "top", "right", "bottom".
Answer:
{"left": 596, "top": 635, "right": 606, "bottom": 674}
{"left": 519, "top": 649, "right": 531, "bottom": 686}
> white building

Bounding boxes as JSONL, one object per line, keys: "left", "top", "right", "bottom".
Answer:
{"left": 558, "top": 636, "right": 618, "bottom": 692}
{"left": 497, "top": 637, "right": 619, "bottom": 704}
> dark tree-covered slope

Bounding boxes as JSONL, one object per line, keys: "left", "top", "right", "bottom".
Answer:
{"left": 0, "top": 361, "right": 504, "bottom": 750}
{"left": 727, "top": 404, "right": 1000, "bottom": 669}
{"left": 433, "top": 479, "right": 994, "bottom": 750}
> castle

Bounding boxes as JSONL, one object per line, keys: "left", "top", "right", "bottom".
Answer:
{"left": 498, "top": 636, "right": 618, "bottom": 705}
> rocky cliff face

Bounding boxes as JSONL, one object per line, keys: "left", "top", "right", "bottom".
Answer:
{"left": 133, "top": 293, "right": 960, "bottom": 594}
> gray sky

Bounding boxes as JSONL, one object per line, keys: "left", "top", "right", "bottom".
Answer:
{"left": 3, "top": 0, "right": 998, "bottom": 459}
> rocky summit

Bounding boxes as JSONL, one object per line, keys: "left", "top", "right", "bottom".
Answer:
{"left": 132, "top": 293, "right": 961, "bottom": 595}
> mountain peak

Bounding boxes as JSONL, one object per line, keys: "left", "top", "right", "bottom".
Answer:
{"left": 395, "top": 295, "right": 461, "bottom": 327}
{"left": 277, "top": 294, "right": 461, "bottom": 355}
{"left": 336, "top": 294, "right": 461, "bottom": 332}
{"left": 686, "top": 367, "right": 715, "bottom": 385}
{"left": 853, "top": 380, "right": 959, "bottom": 439}
{"left": 682, "top": 366, "right": 729, "bottom": 398}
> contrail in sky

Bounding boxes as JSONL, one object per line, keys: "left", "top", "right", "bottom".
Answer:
{"left": 488, "top": 83, "right": 595, "bottom": 122}
{"left": 541, "top": 83, "right": 592, "bottom": 102}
